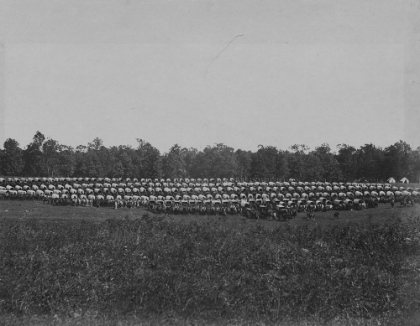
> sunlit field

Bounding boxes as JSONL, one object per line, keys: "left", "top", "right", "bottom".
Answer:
{"left": 1, "top": 200, "right": 420, "bottom": 326}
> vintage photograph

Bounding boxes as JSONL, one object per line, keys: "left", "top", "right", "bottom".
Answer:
{"left": 0, "top": 0, "right": 419, "bottom": 325}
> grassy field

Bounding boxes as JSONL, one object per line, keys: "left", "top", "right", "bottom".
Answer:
{"left": 0, "top": 200, "right": 418, "bottom": 228}
{"left": 1, "top": 200, "right": 420, "bottom": 326}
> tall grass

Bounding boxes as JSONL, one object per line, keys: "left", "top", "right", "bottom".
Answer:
{"left": 1, "top": 214, "right": 419, "bottom": 324}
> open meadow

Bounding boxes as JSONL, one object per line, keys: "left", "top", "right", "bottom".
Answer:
{"left": 1, "top": 200, "right": 419, "bottom": 229}
{"left": 1, "top": 200, "right": 420, "bottom": 326}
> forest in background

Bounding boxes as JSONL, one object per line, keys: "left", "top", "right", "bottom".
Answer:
{"left": 1, "top": 131, "right": 419, "bottom": 182}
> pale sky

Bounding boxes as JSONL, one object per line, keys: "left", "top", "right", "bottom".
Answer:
{"left": 0, "top": 0, "right": 419, "bottom": 153}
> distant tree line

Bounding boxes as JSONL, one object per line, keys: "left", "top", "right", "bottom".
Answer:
{"left": 1, "top": 131, "right": 419, "bottom": 183}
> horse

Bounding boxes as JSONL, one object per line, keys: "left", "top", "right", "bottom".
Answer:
{"left": 199, "top": 204, "right": 207, "bottom": 215}
{"left": 307, "top": 211, "right": 315, "bottom": 220}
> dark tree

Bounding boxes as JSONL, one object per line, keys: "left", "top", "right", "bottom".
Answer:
{"left": 22, "top": 131, "right": 46, "bottom": 176}
{"left": 1, "top": 138, "right": 24, "bottom": 176}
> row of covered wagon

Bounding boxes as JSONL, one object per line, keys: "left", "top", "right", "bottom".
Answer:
{"left": 1, "top": 177, "right": 418, "bottom": 218}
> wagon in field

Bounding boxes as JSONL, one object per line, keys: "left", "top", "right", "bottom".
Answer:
{"left": 275, "top": 204, "right": 292, "bottom": 220}
{"left": 353, "top": 198, "right": 366, "bottom": 210}
{"left": 344, "top": 198, "right": 354, "bottom": 210}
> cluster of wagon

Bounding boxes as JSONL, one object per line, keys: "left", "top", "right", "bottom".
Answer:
{"left": 0, "top": 177, "right": 418, "bottom": 219}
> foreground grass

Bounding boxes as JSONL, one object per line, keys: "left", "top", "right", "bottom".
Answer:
{"left": 3, "top": 314, "right": 420, "bottom": 326}
{"left": 1, "top": 214, "right": 420, "bottom": 325}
